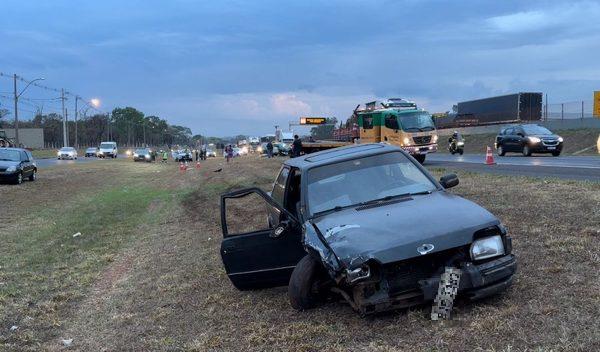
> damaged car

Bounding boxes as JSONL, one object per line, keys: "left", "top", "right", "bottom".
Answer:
{"left": 219, "top": 143, "right": 516, "bottom": 315}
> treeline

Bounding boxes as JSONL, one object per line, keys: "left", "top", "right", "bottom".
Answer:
{"left": 1, "top": 107, "right": 194, "bottom": 148}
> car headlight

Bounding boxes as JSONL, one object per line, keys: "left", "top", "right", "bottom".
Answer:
{"left": 145, "top": 154, "right": 150, "bottom": 158}
{"left": 133, "top": 153, "right": 138, "bottom": 157}
{"left": 528, "top": 137, "right": 541, "bottom": 144}
{"left": 470, "top": 235, "right": 505, "bottom": 261}
{"left": 6, "top": 166, "right": 17, "bottom": 172}
{"left": 432, "top": 134, "right": 438, "bottom": 143}
{"left": 57, "top": 152, "right": 61, "bottom": 156}
{"left": 558, "top": 136, "right": 563, "bottom": 142}
{"left": 457, "top": 141, "right": 464, "bottom": 146}
{"left": 403, "top": 137, "right": 411, "bottom": 146}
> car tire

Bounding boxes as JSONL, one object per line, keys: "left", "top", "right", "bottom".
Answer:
{"left": 552, "top": 151, "right": 561, "bottom": 157}
{"left": 522, "top": 145, "right": 531, "bottom": 157}
{"left": 289, "top": 255, "right": 327, "bottom": 311}
{"left": 29, "top": 170, "right": 36, "bottom": 181}
{"left": 15, "top": 172, "right": 23, "bottom": 185}
{"left": 497, "top": 145, "right": 505, "bottom": 156}
{"left": 459, "top": 149, "right": 464, "bottom": 155}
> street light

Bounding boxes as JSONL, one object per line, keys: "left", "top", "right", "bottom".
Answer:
{"left": 14, "top": 75, "right": 44, "bottom": 146}
{"left": 90, "top": 98, "right": 100, "bottom": 108}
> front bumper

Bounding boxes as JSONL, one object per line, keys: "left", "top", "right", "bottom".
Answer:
{"left": 529, "top": 142, "right": 563, "bottom": 153}
{"left": 353, "top": 254, "right": 516, "bottom": 315}
{"left": 419, "top": 254, "right": 516, "bottom": 301}
{"left": 0, "top": 171, "right": 19, "bottom": 181}
{"left": 402, "top": 143, "right": 437, "bottom": 156}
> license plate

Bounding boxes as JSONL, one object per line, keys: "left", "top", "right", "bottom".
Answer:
{"left": 547, "top": 146, "right": 556, "bottom": 150}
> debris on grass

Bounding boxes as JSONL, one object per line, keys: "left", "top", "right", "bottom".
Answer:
{"left": 72, "top": 232, "right": 82, "bottom": 238}
{"left": 10, "top": 325, "right": 18, "bottom": 331}
{"left": 61, "top": 338, "right": 73, "bottom": 347}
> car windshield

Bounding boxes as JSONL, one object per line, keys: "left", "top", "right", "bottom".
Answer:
{"left": 135, "top": 149, "right": 148, "bottom": 154}
{"left": 398, "top": 112, "right": 435, "bottom": 132}
{"left": 60, "top": 148, "right": 74, "bottom": 152}
{"left": 0, "top": 150, "right": 20, "bottom": 161}
{"left": 100, "top": 143, "right": 114, "bottom": 149}
{"left": 522, "top": 125, "right": 553, "bottom": 135}
{"left": 87, "top": 148, "right": 96, "bottom": 151}
{"left": 307, "top": 152, "right": 437, "bottom": 216}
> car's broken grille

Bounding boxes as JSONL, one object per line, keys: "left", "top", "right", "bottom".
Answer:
{"left": 384, "top": 246, "right": 468, "bottom": 296}
{"left": 412, "top": 136, "right": 432, "bottom": 145}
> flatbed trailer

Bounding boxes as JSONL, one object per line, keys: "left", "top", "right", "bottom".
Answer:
{"left": 302, "top": 140, "right": 352, "bottom": 154}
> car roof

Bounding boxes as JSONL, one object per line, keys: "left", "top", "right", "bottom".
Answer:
{"left": 0, "top": 147, "right": 27, "bottom": 152}
{"left": 284, "top": 143, "right": 399, "bottom": 170}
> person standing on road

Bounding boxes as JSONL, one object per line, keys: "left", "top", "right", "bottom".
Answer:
{"left": 195, "top": 149, "right": 199, "bottom": 162}
{"left": 266, "top": 141, "right": 274, "bottom": 158}
{"left": 162, "top": 150, "right": 168, "bottom": 163}
{"left": 292, "top": 135, "right": 302, "bottom": 158}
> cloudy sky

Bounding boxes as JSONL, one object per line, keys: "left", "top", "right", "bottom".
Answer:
{"left": 1, "top": 0, "right": 599, "bottom": 136}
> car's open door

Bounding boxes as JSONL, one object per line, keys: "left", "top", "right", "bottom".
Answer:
{"left": 220, "top": 187, "right": 306, "bottom": 290}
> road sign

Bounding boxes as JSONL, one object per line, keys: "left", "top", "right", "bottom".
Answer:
{"left": 594, "top": 91, "right": 600, "bottom": 118}
{"left": 300, "top": 117, "right": 327, "bottom": 125}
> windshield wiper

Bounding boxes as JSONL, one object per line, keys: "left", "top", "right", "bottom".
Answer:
{"left": 357, "top": 190, "right": 432, "bottom": 207}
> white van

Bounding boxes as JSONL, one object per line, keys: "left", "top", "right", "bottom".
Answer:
{"left": 98, "top": 141, "right": 118, "bottom": 158}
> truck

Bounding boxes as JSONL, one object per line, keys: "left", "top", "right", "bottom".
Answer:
{"left": 435, "top": 93, "right": 543, "bottom": 129}
{"left": 302, "top": 98, "right": 439, "bottom": 163}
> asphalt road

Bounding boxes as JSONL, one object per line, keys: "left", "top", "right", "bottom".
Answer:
{"left": 35, "top": 155, "right": 127, "bottom": 168}
{"left": 427, "top": 153, "right": 600, "bottom": 181}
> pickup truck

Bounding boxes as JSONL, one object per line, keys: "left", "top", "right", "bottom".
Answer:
{"left": 219, "top": 143, "right": 516, "bottom": 315}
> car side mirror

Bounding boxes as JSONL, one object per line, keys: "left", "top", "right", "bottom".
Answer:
{"left": 440, "top": 173, "right": 459, "bottom": 189}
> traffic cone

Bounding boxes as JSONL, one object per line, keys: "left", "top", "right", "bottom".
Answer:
{"left": 485, "top": 146, "right": 496, "bottom": 165}
{"left": 195, "top": 161, "right": 201, "bottom": 169}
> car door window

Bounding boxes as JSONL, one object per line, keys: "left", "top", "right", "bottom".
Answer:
{"left": 361, "top": 114, "right": 373, "bottom": 129}
{"left": 271, "top": 167, "right": 290, "bottom": 207}
{"left": 20, "top": 151, "right": 28, "bottom": 161}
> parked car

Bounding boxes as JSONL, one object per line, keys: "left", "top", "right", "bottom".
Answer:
{"left": 0, "top": 148, "right": 37, "bottom": 184}
{"left": 495, "top": 124, "right": 563, "bottom": 157}
{"left": 206, "top": 148, "right": 217, "bottom": 158}
{"left": 57, "top": 147, "right": 78, "bottom": 160}
{"left": 219, "top": 143, "right": 516, "bottom": 315}
{"left": 85, "top": 147, "right": 98, "bottom": 157}
{"left": 98, "top": 141, "right": 118, "bottom": 158}
{"left": 273, "top": 142, "right": 290, "bottom": 156}
{"left": 133, "top": 148, "right": 153, "bottom": 162}
{"left": 174, "top": 149, "right": 193, "bottom": 162}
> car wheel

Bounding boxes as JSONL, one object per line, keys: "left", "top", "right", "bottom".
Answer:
{"left": 522, "top": 145, "right": 531, "bottom": 157}
{"left": 289, "top": 255, "right": 328, "bottom": 311}
{"left": 497, "top": 145, "right": 505, "bottom": 156}
{"left": 552, "top": 151, "right": 561, "bottom": 157}
{"left": 459, "top": 149, "right": 464, "bottom": 155}
{"left": 15, "top": 172, "right": 23, "bottom": 185}
{"left": 29, "top": 170, "right": 36, "bottom": 181}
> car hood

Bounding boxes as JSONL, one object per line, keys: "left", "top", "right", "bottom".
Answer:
{"left": 529, "top": 133, "right": 559, "bottom": 139}
{"left": 0, "top": 160, "right": 19, "bottom": 168}
{"left": 311, "top": 191, "right": 499, "bottom": 268}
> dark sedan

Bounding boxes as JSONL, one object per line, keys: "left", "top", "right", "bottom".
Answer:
{"left": 133, "top": 148, "right": 154, "bottom": 162}
{"left": 0, "top": 148, "right": 37, "bottom": 184}
{"left": 495, "top": 124, "right": 563, "bottom": 156}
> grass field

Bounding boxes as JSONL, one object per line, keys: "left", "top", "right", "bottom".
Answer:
{"left": 438, "top": 128, "right": 600, "bottom": 155}
{"left": 1, "top": 157, "right": 599, "bottom": 351}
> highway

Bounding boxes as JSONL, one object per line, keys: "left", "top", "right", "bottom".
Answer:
{"left": 427, "top": 153, "right": 600, "bottom": 181}
{"left": 35, "top": 155, "right": 127, "bottom": 169}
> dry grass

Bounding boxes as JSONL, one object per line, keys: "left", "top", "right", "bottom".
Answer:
{"left": 1, "top": 156, "right": 599, "bottom": 351}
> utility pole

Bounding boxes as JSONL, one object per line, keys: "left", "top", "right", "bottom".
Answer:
{"left": 61, "top": 88, "right": 67, "bottom": 147}
{"left": 106, "top": 112, "right": 110, "bottom": 141}
{"left": 143, "top": 122, "right": 146, "bottom": 147}
{"left": 74, "top": 96, "right": 79, "bottom": 148}
{"left": 13, "top": 74, "right": 19, "bottom": 146}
